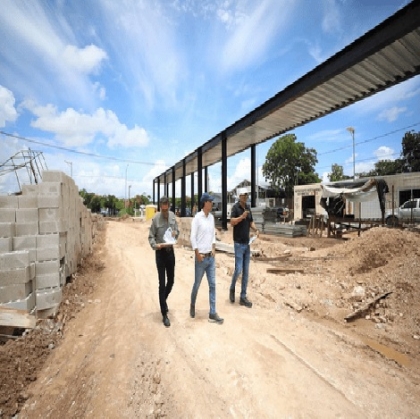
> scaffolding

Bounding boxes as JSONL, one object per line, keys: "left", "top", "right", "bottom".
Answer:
{"left": 0, "top": 149, "right": 48, "bottom": 194}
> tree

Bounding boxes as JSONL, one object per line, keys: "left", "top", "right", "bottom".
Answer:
{"left": 358, "top": 159, "right": 403, "bottom": 177}
{"left": 262, "top": 134, "right": 320, "bottom": 198}
{"left": 401, "top": 130, "right": 420, "bottom": 172}
{"left": 104, "top": 194, "right": 119, "bottom": 216}
{"left": 328, "top": 164, "right": 352, "bottom": 182}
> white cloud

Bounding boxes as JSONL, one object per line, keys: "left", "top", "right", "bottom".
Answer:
{"left": 321, "top": 0, "right": 342, "bottom": 34}
{"left": 22, "top": 101, "right": 150, "bottom": 148}
{"left": 98, "top": 0, "right": 185, "bottom": 110}
{"left": 374, "top": 146, "right": 394, "bottom": 160}
{"left": 61, "top": 44, "right": 108, "bottom": 75}
{"left": 0, "top": 85, "right": 18, "bottom": 127}
{"left": 0, "top": 2, "right": 108, "bottom": 107}
{"left": 219, "top": 0, "right": 295, "bottom": 74}
{"left": 352, "top": 77, "right": 420, "bottom": 116}
{"left": 307, "top": 128, "right": 343, "bottom": 142}
{"left": 377, "top": 106, "right": 406, "bottom": 123}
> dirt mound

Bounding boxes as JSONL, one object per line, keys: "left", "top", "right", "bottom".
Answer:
{"left": 335, "top": 227, "right": 420, "bottom": 274}
{"left": 0, "top": 232, "right": 105, "bottom": 418}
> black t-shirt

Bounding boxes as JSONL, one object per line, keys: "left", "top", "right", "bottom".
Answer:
{"left": 231, "top": 202, "right": 253, "bottom": 244}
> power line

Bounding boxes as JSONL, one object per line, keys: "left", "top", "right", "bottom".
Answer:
{"left": 317, "top": 122, "right": 420, "bottom": 156}
{"left": 0, "top": 130, "right": 155, "bottom": 166}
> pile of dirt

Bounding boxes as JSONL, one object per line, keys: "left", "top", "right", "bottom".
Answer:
{"left": 243, "top": 226, "right": 420, "bottom": 363}
{"left": 0, "top": 232, "right": 105, "bottom": 418}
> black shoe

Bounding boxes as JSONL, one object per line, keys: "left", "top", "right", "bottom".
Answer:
{"left": 208, "top": 313, "right": 224, "bottom": 324}
{"left": 163, "top": 315, "right": 170, "bottom": 327}
{"left": 239, "top": 297, "right": 253, "bottom": 308}
{"left": 190, "top": 304, "right": 195, "bottom": 318}
{"left": 229, "top": 289, "right": 235, "bottom": 303}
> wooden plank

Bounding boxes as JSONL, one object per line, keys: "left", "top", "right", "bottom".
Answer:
{"left": 344, "top": 291, "right": 392, "bottom": 322}
{"left": 0, "top": 307, "right": 36, "bottom": 329}
{"left": 267, "top": 267, "right": 305, "bottom": 274}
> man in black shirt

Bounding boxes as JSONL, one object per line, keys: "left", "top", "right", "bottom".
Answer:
{"left": 229, "top": 189, "right": 259, "bottom": 308}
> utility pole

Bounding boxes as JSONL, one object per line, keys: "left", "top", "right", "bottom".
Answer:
{"left": 347, "top": 127, "right": 355, "bottom": 180}
{"left": 125, "top": 164, "right": 129, "bottom": 208}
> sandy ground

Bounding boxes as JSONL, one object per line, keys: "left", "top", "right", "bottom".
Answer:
{"left": 1, "top": 217, "right": 420, "bottom": 418}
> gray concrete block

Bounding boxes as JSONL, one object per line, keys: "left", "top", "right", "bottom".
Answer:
{"left": 18, "top": 196, "right": 38, "bottom": 208}
{"left": 28, "top": 249, "right": 37, "bottom": 263}
{"left": 36, "top": 287, "right": 62, "bottom": 310}
{"left": 36, "top": 303, "right": 59, "bottom": 319}
{"left": 15, "top": 208, "right": 39, "bottom": 223}
{"left": 36, "top": 233, "right": 59, "bottom": 247}
{"left": 36, "top": 247, "right": 60, "bottom": 262}
{"left": 37, "top": 195, "right": 61, "bottom": 208}
{"left": 0, "top": 223, "right": 15, "bottom": 238}
{"left": 35, "top": 272, "right": 60, "bottom": 289}
{"left": 30, "top": 262, "right": 35, "bottom": 279}
{"left": 0, "top": 208, "right": 16, "bottom": 222}
{"left": 42, "top": 171, "right": 68, "bottom": 183}
{"left": 0, "top": 195, "right": 18, "bottom": 208}
{"left": 0, "top": 265, "right": 34, "bottom": 286}
{"left": 0, "top": 237, "right": 13, "bottom": 252}
{"left": 35, "top": 259, "right": 60, "bottom": 275}
{"left": 39, "top": 220, "right": 67, "bottom": 234}
{"left": 0, "top": 251, "right": 30, "bottom": 269}
{"left": 21, "top": 184, "right": 39, "bottom": 196}
{"left": 1, "top": 291, "right": 35, "bottom": 311}
{"left": 39, "top": 208, "right": 64, "bottom": 222}
{"left": 59, "top": 233, "right": 66, "bottom": 258}
{"left": 15, "top": 222, "right": 39, "bottom": 236}
{"left": 0, "top": 281, "right": 33, "bottom": 303}
{"left": 13, "top": 236, "right": 37, "bottom": 250}
{"left": 60, "top": 270, "right": 66, "bottom": 286}
{"left": 38, "top": 182, "right": 63, "bottom": 195}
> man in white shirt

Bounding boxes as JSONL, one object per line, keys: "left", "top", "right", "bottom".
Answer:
{"left": 190, "top": 193, "right": 224, "bottom": 324}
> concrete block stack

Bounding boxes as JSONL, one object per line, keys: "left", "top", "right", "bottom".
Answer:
{"left": 0, "top": 171, "right": 96, "bottom": 318}
{"left": 177, "top": 217, "right": 193, "bottom": 248}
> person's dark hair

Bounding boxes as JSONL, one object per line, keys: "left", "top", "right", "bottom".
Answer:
{"left": 160, "top": 196, "right": 170, "bottom": 206}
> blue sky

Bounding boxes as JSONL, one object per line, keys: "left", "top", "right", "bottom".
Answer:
{"left": 1, "top": 0, "right": 419, "bottom": 199}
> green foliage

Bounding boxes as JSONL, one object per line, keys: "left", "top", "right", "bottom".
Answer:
{"left": 401, "top": 130, "right": 420, "bottom": 172}
{"left": 358, "top": 159, "right": 403, "bottom": 177}
{"left": 262, "top": 134, "right": 320, "bottom": 198}
{"left": 328, "top": 164, "right": 352, "bottom": 181}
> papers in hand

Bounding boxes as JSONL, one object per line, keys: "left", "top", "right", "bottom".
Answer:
{"left": 163, "top": 227, "right": 177, "bottom": 244}
{"left": 249, "top": 236, "right": 257, "bottom": 245}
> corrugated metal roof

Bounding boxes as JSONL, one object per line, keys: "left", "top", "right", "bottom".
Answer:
{"left": 156, "top": 0, "right": 420, "bottom": 185}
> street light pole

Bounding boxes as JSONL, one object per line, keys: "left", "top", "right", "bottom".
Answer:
{"left": 125, "top": 164, "right": 129, "bottom": 208}
{"left": 347, "top": 127, "right": 355, "bottom": 180}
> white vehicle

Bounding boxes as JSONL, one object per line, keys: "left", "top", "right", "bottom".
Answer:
{"left": 385, "top": 198, "right": 420, "bottom": 225}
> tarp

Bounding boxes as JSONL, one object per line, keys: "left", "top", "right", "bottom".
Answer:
{"left": 320, "top": 179, "right": 378, "bottom": 202}
{"left": 320, "top": 178, "right": 389, "bottom": 216}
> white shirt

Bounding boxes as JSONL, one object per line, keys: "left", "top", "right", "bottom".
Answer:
{"left": 190, "top": 210, "right": 216, "bottom": 253}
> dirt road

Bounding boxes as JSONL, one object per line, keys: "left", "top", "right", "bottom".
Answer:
{"left": 18, "top": 219, "right": 420, "bottom": 418}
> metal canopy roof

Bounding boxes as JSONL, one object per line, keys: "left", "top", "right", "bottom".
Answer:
{"left": 156, "top": 0, "right": 420, "bottom": 186}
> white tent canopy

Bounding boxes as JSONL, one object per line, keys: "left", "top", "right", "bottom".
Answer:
{"left": 320, "top": 179, "right": 379, "bottom": 203}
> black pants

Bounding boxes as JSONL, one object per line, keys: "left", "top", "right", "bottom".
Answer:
{"left": 155, "top": 248, "right": 175, "bottom": 316}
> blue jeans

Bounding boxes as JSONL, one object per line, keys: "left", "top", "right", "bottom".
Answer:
{"left": 230, "top": 242, "right": 250, "bottom": 299}
{"left": 191, "top": 256, "right": 216, "bottom": 315}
